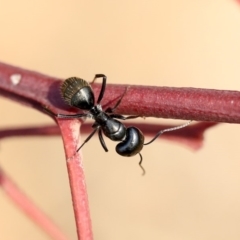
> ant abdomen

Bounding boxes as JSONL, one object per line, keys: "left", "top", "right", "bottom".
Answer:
{"left": 116, "top": 127, "right": 144, "bottom": 157}
{"left": 61, "top": 77, "right": 95, "bottom": 110}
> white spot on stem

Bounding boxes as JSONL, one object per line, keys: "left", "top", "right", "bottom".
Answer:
{"left": 10, "top": 74, "right": 22, "bottom": 85}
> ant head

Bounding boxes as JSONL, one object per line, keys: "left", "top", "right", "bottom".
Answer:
{"left": 61, "top": 77, "right": 95, "bottom": 110}
{"left": 116, "top": 127, "right": 145, "bottom": 157}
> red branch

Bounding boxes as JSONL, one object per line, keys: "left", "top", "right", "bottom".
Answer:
{"left": 0, "top": 61, "right": 238, "bottom": 240}
{"left": 1, "top": 62, "right": 240, "bottom": 123}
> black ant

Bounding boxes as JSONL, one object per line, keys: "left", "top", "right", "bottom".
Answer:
{"left": 45, "top": 74, "right": 191, "bottom": 175}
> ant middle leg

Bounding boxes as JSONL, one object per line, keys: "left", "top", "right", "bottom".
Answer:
{"left": 77, "top": 127, "right": 99, "bottom": 152}
{"left": 109, "top": 114, "right": 140, "bottom": 121}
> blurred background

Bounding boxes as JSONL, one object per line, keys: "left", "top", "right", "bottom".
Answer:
{"left": 1, "top": 0, "right": 240, "bottom": 239}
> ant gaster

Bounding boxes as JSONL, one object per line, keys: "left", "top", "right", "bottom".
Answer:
{"left": 46, "top": 74, "right": 191, "bottom": 175}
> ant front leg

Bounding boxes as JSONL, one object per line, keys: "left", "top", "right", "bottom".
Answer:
{"left": 98, "top": 129, "right": 109, "bottom": 152}
{"left": 91, "top": 74, "right": 107, "bottom": 105}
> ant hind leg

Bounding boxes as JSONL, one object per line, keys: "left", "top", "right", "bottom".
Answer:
{"left": 105, "top": 86, "right": 129, "bottom": 113}
{"left": 43, "top": 106, "right": 88, "bottom": 119}
{"left": 110, "top": 114, "right": 140, "bottom": 121}
{"left": 91, "top": 74, "right": 107, "bottom": 104}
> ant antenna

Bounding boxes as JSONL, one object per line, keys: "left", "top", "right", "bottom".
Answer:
{"left": 138, "top": 153, "right": 145, "bottom": 176}
{"left": 144, "top": 120, "right": 192, "bottom": 146}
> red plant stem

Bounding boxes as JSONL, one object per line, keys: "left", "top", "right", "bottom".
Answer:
{"left": 0, "top": 61, "right": 236, "bottom": 239}
{"left": 57, "top": 119, "right": 93, "bottom": 240}
{"left": 1, "top": 62, "right": 240, "bottom": 123}
{"left": 0, "top": 168, "right": 70, "bottom": 240}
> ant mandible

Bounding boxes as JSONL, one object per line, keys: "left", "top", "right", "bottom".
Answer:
{"left": 46, "top": 74, "right": 191, "bottom": 175}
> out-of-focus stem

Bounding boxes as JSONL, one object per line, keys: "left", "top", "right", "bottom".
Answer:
{"left": 0, "top": 168, "right": 70, "bottom": 240}
{"left": 0, "top": 121, "right": 219, "bottom": 150}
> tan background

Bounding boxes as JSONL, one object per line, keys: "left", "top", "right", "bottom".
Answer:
{"left": 1, "top": 0, "right": 240, "bottom": 239}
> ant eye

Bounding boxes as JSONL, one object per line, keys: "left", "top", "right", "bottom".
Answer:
{"left": 61, "top": 77, "right": 95, "bottom": 110}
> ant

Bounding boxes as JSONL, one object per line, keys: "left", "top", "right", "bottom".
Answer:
{"left": 45, "top": 74, "right": 191, "bottom": 175}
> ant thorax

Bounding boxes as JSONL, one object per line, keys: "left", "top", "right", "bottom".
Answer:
{"left": 96, "top": 104, "right": 103, "bottom": 111}
{"left": 88, "top": 104, "right": 104, "bottom": 119}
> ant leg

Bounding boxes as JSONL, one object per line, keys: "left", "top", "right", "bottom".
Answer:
{"left": 56, "top": 113, "right": 88, "bottom": 119}
{"left": 44, "top": 106, "right": 88, "bottom": 119}
{"left": 91, "top": 74, "right": 107, "bottom": 104}
{"left": 105, "top": 86, "right": 129, "bottom": 113}
{"left": 77, "top": 127, "right": 99, "bottom": 152}
{"left": 98, "top": 129, "right": 109, "bottom": 152}
{"left": 144, "top": 120, "right": 192, "bottom": 146}
{"left": 138, "top": 153, "right": 146, "bottom": 176}
{"left": 110, "top": 114, "right": 140, "bottom": 120}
